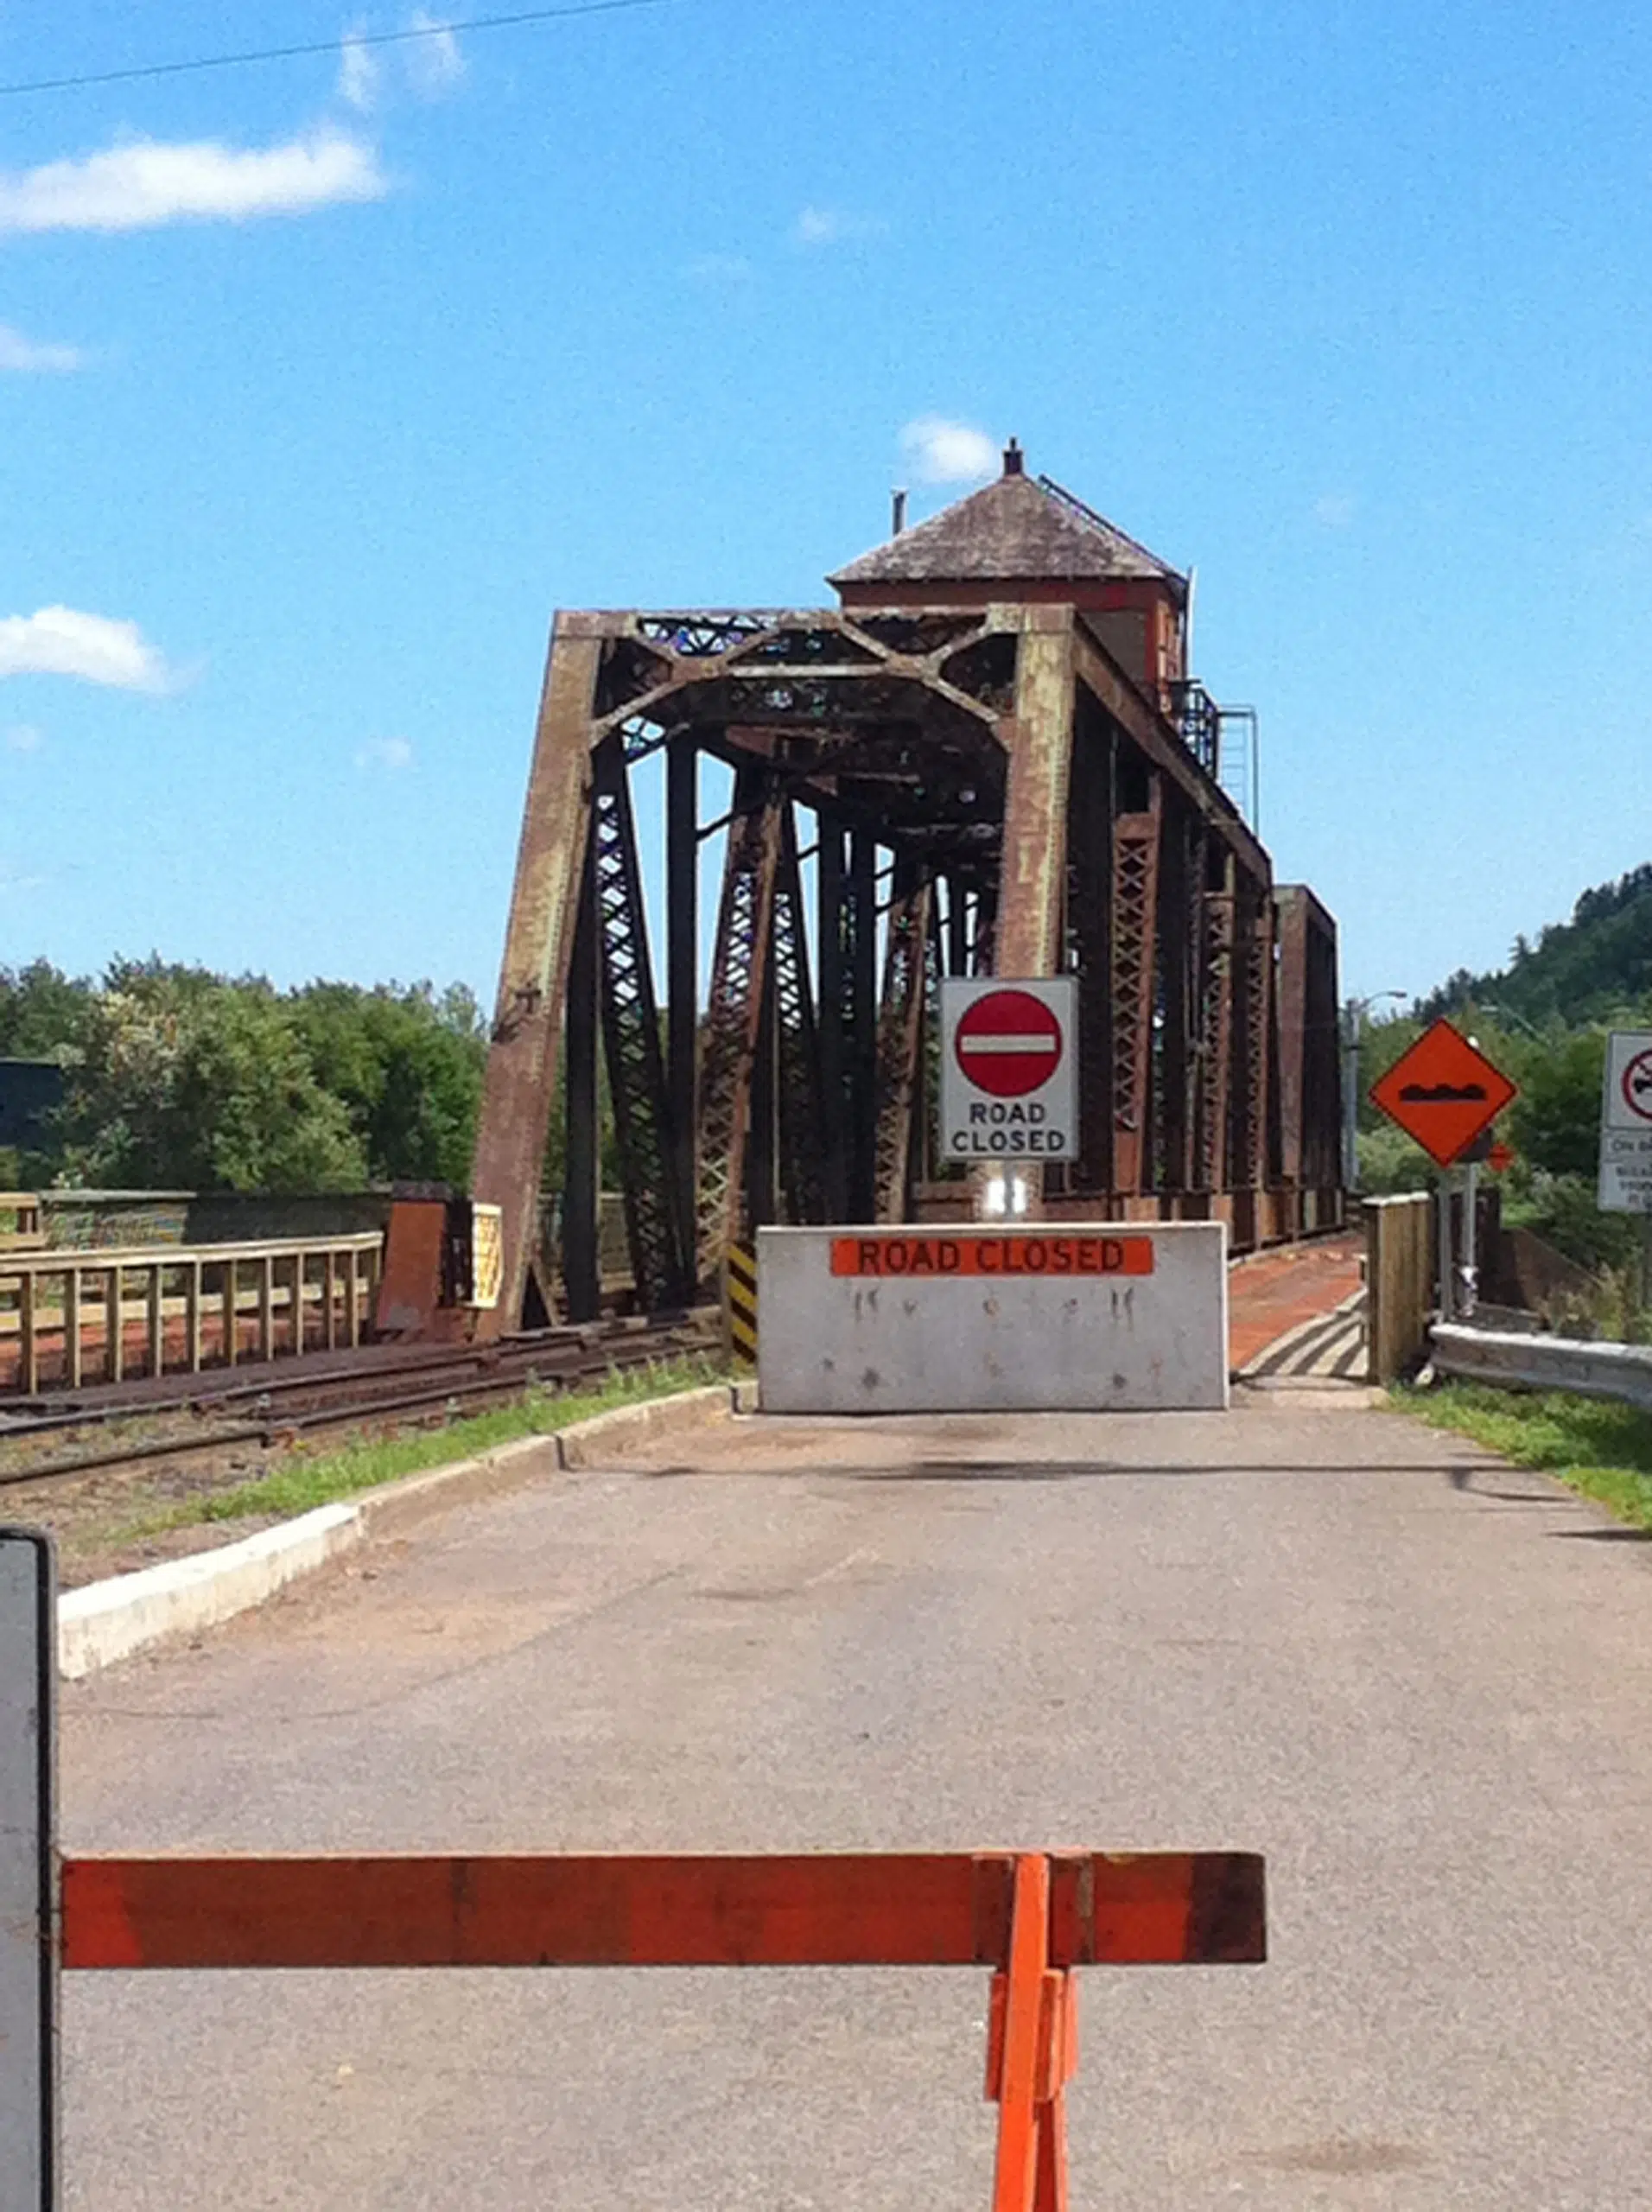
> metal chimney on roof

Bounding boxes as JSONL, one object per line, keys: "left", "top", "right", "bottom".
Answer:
{"left": 1002, "top": 437, "right": 1024, "bottom": 476}
{"left": 891, "top": 487, "right": 907, "bottom": 535}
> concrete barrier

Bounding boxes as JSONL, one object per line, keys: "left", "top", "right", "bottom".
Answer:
{"left": 757, "top": 1223, "right": 1229, "bottom": 1414}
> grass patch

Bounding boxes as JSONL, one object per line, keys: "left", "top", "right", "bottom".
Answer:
{"left": 118, "top": 1357, "right": 725, "bottom": 1540}
{"left": 1395, "top": 1381, "right": 1652, "bottom": 1529}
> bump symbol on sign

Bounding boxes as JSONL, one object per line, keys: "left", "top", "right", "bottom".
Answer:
{"left": 1623, "top": 1049, "right": 1652, "bottom": 1124}
{"left": 954, "top": 989, "right": 1064, "bottom": 1099}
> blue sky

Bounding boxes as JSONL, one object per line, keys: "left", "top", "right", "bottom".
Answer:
{"left": 2, "top": 0, "right": 1649, "bottom": 1008}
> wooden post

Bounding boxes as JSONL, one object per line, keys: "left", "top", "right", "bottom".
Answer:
{"left": 346, "top": 1249, "right": 360, "bottom": 1349}
{"left": 224, "top": 1261, "right": 238, "bottom": 1370}
{"left": 65, "top": 1266, "right": 81, "bottom": 1391}
{"left": 291, "top": 1252, "right": 306, "bottom": 1355}
{"left": 323, "top": 1250, "right": 337, "bottom": 1350}
{"left": 147, "top": 1263, "right": 164, "bottom": 1380}
{"left": 187, "top": 1261, "right": 202, "bottom": 1374}
{"left": 108, "top": 1268, "right": 124, "bottom": 1384}
{"left": 17, "top": 1268, "right": 36, "bottom": 1395}
{"left": 258, "top": 1257, "right": 274, "bottom": 1363}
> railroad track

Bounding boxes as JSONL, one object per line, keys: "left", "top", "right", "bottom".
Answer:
{"left": 0, "top": 1315, "right": 721, "bottom": 1490}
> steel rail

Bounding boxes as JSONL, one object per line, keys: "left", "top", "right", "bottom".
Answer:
{"left": 0, "top": 1329, "right": 709, "bottom": 1489}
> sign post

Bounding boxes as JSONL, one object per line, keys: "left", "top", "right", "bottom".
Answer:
{"left": 1599, "top": 1031, "right": 1652, "bottom": 1306}
{"left": 1, "top": 1527, "right": 56, "bottom": 2212}
{"left": 1369, "top": 1019, "right": 1518, "bottom": 1323}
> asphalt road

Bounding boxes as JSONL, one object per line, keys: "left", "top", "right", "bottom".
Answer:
{"left": 58, "top": 1393, "right": 1652, "bottom": 2207}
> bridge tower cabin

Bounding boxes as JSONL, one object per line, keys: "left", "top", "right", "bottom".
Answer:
{"left": 469, "top": 448, "right": 1344, "bottom": 1332}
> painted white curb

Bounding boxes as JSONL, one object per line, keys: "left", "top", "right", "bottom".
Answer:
{"left": 59, "top": 1504, "right": 360, "bottom": 1680}
{"left": 54, "top": 1382, "right": 735, "bottom": 1680}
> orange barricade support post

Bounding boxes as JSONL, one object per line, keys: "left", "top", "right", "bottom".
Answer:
{"left": 60, "top": 1847, "right": 1265, "bottom": 2202}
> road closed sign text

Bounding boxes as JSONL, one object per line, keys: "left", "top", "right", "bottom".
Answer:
{"left": 939, "top": 978, "right": 1077, "bottom": 1160}
{"left": 830, "top": 1233, "right": 1154, "bottom": 1278}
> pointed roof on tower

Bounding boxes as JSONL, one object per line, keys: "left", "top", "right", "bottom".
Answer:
{"left": 829, "top": 441, "right": 1185, "bottom": 598}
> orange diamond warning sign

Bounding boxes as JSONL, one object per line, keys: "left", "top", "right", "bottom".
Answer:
{"left": 1369, "top": 1017, "right": 1517, "bottom": 1167}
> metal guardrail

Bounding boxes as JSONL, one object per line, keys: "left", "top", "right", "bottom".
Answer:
{"left": 1, "top": 1232, "right": 384, "bottom": 1395}
{"left": 1431, "top": 1322, "right": 1652, "bottom": 1414}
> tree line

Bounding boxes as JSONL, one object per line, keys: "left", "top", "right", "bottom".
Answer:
{"left": 0, "top": 959, "right": 490, "bottom": 1193}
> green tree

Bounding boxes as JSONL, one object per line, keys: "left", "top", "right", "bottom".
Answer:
{"left": 289, "top": 980, "right": 486, "bottom": 1186}
{"left": 58, "top": 964, "right": 365, "bottom": 1192}
{"left": 0, "top": 960, "right": 92, "bottom": 1059}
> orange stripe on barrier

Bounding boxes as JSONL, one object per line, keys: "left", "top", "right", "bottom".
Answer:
{"left": 59, "top": 1851, "right": 1263, "bottom": 1973}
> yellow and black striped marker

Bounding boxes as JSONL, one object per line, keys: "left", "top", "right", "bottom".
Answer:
{"left": 725, "top": 1243, "right": 758, "bottom": 1366}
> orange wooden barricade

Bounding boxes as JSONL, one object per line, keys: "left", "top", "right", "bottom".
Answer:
{"left": 61, "top": 1848, "right": 1265, "bottom": 2209}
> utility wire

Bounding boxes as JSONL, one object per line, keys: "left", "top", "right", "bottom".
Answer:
{"left": 0, "top": 0, "right": 672, "bottom": 100}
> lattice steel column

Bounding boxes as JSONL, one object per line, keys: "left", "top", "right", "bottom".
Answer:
{"left": 1067, "top": 713, "right": 1114, "bottom": 1194}
{"left": 872, "top": 867, "right": 934, "bottom": 1222}
{"left": 591, "top": 735, "right": 691, "bottom": 1309}
{"left": 1233, "top": 880, "right": 1274, "bottom": 1191}
{"left": 815, "top": 815, "right": 850, "bottom": 1217}
{"left": 696, "top": 769, "right": 783, "bottom": 1287}
{"left": 772, "top": 804, "right": 829, "bottom": 1225}
{"left": 1197, "top": 857, "right": 1236, "bottom": 1194}
{"left": 1110, "top": 776, "right": 1163, "bottom": 1197}
{"left": 472, "top": 620, "right": 602, "bottom": 1334}
{"left": 1158, "top": 799, "right": 1198, "bottom": 1194}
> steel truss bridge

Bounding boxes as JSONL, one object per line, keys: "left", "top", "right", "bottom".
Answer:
{"left": 471, "top": 601, "right": 1342, "bottom": 1332}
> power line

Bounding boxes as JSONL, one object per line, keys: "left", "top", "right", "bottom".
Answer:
{"left": 0, "top": 0, "right": 672, "bottom": 100}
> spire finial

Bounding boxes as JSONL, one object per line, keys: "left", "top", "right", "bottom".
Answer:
{"left": 1002, "top": 437, "right": 1024, "bottom": 477}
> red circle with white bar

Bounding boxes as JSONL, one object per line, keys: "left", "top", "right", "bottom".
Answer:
{"left": 954, "top": 988, "right": 1064, "bottom": 1098}
{"left": 1623, "top": 1047, "right": 1652, "bottom": 1122}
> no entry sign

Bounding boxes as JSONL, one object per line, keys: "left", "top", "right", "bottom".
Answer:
{"left": 940, "top": 978, "right": 1077, "bottom": 1160}
{"left": 1600, "top": 1031, "right": 1652, "bottom": 1213}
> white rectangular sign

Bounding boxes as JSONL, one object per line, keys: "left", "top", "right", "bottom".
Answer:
{"left": 938, "top": 977, "right": 1077, "bottom": 1164}
{"left": 0, "top": 1529, "right": 55, "bottom": 2212}
{"left": 1599, "top": 1031, "right": 1652, "bottom": 1213}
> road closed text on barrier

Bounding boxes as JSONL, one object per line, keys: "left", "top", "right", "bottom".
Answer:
{"left": 831, "top": 1234, "right": 1155, "bottom": 1278}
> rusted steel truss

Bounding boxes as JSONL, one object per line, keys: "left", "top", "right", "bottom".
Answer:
{"left": 1109, "top": 779, "right": 1163, "bottom": 1197}
{"left": 472, "top": 603, "right": 1344, "bottom": 1329}
{"left": 772, "top": 804, "right": 829, "bottom": 1227}
{"left": 873, "top": 868, "right": 935, "bottom": 1221}
{"left": 590, "top": 736, "right": 693, "bottom": 1309}
{"left": 696, "top": 767, "right": 783, "bottom": 1284}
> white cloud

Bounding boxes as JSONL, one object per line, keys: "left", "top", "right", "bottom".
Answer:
{"left": 338, "top": 28, "right": 380, "bottom": 111}
{"left": 899, "top": 416, "right": 999, "bottom": 486}
{"left": 793, "top": 205, "right": 883, "bottom": 247}
{"left": 0, "top": 607, "right": 176, "bottom": 691}
{"left": 0, "top": 321, "right": 84, "bottom": 372}
{"left": 683, "top": 252, "right": 754, "bottom": 285}
{"left": 4, "top": 723, "right": 42, "bottom": 751}
{"left": 1312, "top": 493, "right": 1357, "bottom": 529}
{"left": 356, "top": 735, "right": 414, "bottom": 771}
{"left": 405, "top": 11, "right": 465, "bottom": 96}
{"left": 0, "top": 131, "right": 388, "bottom": 235}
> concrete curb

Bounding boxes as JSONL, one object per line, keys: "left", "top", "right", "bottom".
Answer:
{"left": 59, "top": 1505, "right": 360, "bottom": 1681}
{"left": 56, "top": 1382, "right": 735, "bottom": 1680}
